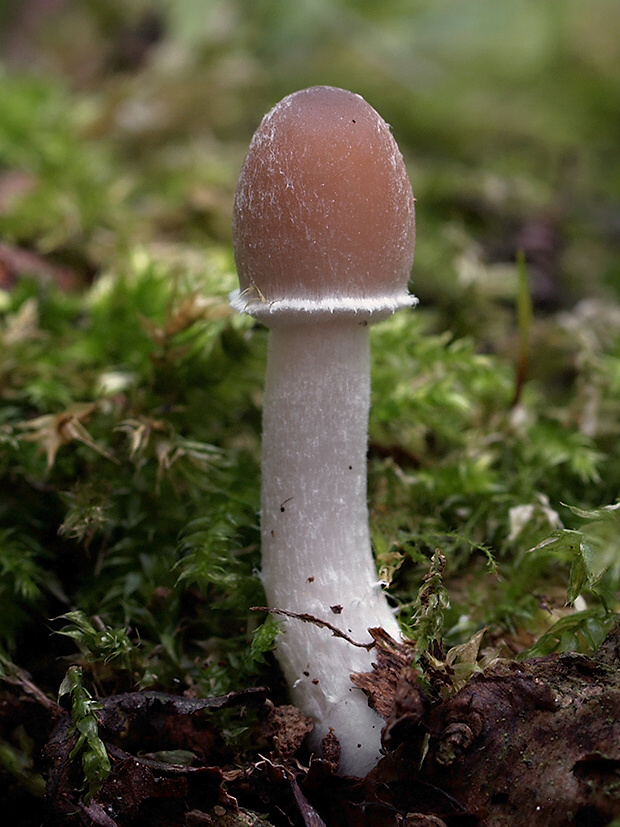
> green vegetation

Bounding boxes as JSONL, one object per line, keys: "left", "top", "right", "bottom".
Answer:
{"left": 58, "top": 666, "right": 112, "bottom": 802}
{"left": 0, "top": 0, "right": 619, "bottom": 817}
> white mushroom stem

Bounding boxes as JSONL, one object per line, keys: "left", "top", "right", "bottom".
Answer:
{"left": 261, "top": 319, "right": 401, "bottom": 775}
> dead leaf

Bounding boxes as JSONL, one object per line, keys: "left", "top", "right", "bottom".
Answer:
{"left": 2, "top": 297, "right": 42, "bottom": 345}
{"left": 18, "top": 403, "right": 119, "bottom": 468}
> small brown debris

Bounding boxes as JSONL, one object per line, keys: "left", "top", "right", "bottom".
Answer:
{"left": 320, "top": 728, "right": 341, "bottom": 768}
{"left": 351, "top": 627, "right": 418, "bottom": 720}
{"left": 399, "top": 816, "right": 447, "bottom": 827}
{"left": 261, "top": 700, "right": 313, "bottom": 761}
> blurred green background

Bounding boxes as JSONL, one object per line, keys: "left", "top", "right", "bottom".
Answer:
{"left": 1, "top": 0, "right": 619, "bottom": 315}
{"left": 0, "top": 0, "right": 619, "bottom": 692}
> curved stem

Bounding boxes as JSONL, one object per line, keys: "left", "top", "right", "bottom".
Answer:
{"left": 261, "top": 320, "right": 400, "bottom": 775}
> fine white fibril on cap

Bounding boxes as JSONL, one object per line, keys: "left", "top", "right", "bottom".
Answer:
{"left": 231, "top": 85, "right": 417, "bottom": 323}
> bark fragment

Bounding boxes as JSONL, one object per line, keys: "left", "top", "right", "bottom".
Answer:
{"left": 379, "top": 624, "right": 620, "bottom": 826}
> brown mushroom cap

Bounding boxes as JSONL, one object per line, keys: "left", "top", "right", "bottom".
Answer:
{"left": 232, "top": 86, "right": 416, "bottom": 322}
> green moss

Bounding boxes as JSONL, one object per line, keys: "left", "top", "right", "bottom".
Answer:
{"left": 0, "top": 0, "right": 618, "bottom": 745}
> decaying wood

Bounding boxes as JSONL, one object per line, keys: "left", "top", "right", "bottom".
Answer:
{"left": 371, "top": 623, "right": 620, "bottom": 826}
{"left": 2, "top": 624, "right": 619, "bottom": 825}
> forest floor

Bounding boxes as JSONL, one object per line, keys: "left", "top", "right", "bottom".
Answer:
{"left": 0, "top": 2, "right": 619, "bottom": 825}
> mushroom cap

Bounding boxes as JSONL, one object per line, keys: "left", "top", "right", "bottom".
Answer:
{"left": 231, "top": 86, "right": 416, "bottom": 324}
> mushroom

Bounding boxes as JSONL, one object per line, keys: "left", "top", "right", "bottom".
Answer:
{"left": 230, "top": 86, "right": 416, "bottom": 776}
